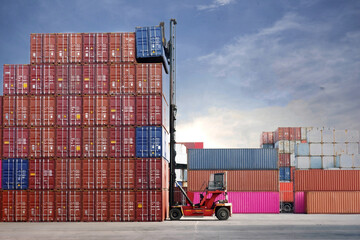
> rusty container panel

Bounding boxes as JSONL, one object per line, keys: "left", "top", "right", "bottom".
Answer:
{"left": 56, "top": 65, "right": 69, "bottom": 95}
{"left": 30, "top": 33, "right": 43, "bottom": 64}
{"left": 109, "top": 33, "right": 122, "bottom": 63}
{"left": 69, "top": 96, "right": 82, "bottom": 125}
{"left": 68, "top": 191, "right": 81, "bottom": 221}
{"left": 96, "top": 33, "right": 109, "bottom": 63}
{"left": 122, "top": 64, "right": 136, "bottom": 94}
{"left": 42, "top": 127, "right": 55, "bottom": 157}
{"left": 136, "top": 95, "right": 149, "bottom": 125}
{"left": 83, "top": 65, "right": 96, "bottom": 94}
{"left": 42, "top": 191, "right": 55, "bottom": 221}
{"left": 30, "top": 65, "right": 43, "bottom": 94}
{"left": 95, "top": 190, "right": 108, "bottom": 221}
{"left": 122, "top": 95, "right": 136, "bottom": 125}
{"left": 16, "top": 127, "right": 29, "bottom": 158}
{"left": 69, "top": 127, "right": 82, "bottom": 157}
{"left": 109, "top": 96, "right": 121, "bottom": 126}
{"left": 16, "top": 64, "right": 30, "bottom": 95}
{"left": 280, "top": 182, "right": 294, "bottom": 202}
{"left": 69, "top": 159, "right": 81, "bottom": 189}
{"left": 42, "top": 96, "right": 56, "bottom": 126}
{"left": 109, "top": 64, "right": 122, "bottom": 94}
{"left": 16, "top": 96, "right": 29, "bottom": 126}
{"left": 3, "top": 64, "right": 16, "bottom": 95}
{"left": 122, "top": 32, "right": 135, "bottom": 62}
{"left": 82, "top": 190, "right": 95, "bottom": 221}
{"left": 82, "top": 159, "right": 96, "bottom": 189}
{"left": 294, "top": 170, "right": 360, "bottom": 191}
{"left": 83, "top": 127, "right": 96, "bottom": 157}
{"left": 56, "top": 96, "right": 69, "bottom": 126}
{"left": 122, "top": 190, "right": 136, "bottom": 221}
{"left": 109, "top": 191, "right": 121, "bottom": 221}
{"left": 95, "top": 159, "right": 109, "bottom": 189}
{"left": 149, "top": 95, "right": 163, "bottom": 126}
{"left": 82, "top": 95, "right": 96, "bottom": 126}
{"left": 69, "top": 65, "right": 82, "bottom": 94}
{"left": 83, "top": 33, "right": 96, "bottom": 63}
{"left": 96, "top": 95, "right": 108, "bottom": 125}
{"left": 43, "top": 33, "right": 56, "bottom": 63}
{"left": 29, "top": 96, "right": 42, "bottom": 126}
{"left": 306, "top": 191, "right": 360, "bottom": 214}
{"left": 55, "top": 159, "right": 68, "bottom": 190}
{"left": 96, "top": 127, "right": 108, "bottom": 157}
{"left": 55, "top": 191, "right": 68, "bottom": 221}
{"left": 109, "top": 127, "right": 122, "bottom": 157}
{"left": 149, "top": 64, "right": 162, "bottom": 94}
{"left": 28, "top": 191, "right": 41, "bottom": 222}
{"left": 96, "top": 64, "right": 109, "bottom": 94}
{"left": 122, "top": 159, "right": 135, "bottom": 189}
{"left": 188, "top": 170, "right": 279, "bottom": 192}
{"left": 43, "top": 65, "right": 56, "bottom": 94}
{"left": 15, "top": 191, "right": 28, "bottom": 221}
{"left": 136, "top": 159, "right": 163, "bottom": 190}
{"left": 3, "top": 127, "right": 16, "bottom": 158}
{"left": 3, "top": 96, "right": 16, "bottom": 126}
{"left": 109, "top": 159, "right": 121, "bottom": 189}
{"left": 136, "top": 64, "right": 149, "bottom": 94}
{"left": 29, "top": 128, "right": 42, "bottom": 158}
{"left": 56, "top": 33, "right": 69, "bottom": 64}
{"left": 2, "top": 191, "right": 15, "bottom": 221}
{"left": 69, "top": 33, "right": 82, "bottom": 63}
{"left": 122, "top": 127, "right": 135, "bottom": 157}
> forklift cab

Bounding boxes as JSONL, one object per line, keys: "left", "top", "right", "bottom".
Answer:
{"left": 207, "top": 173, "right": 227, "bottom": 191}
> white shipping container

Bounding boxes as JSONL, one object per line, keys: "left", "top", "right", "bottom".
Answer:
{"left": 323, "top": 143, "right": 335, "bottom": 155}
{"left": 309, "top": 143, "right": 322, "bottom": 155}
{"left": 322, "top": 128, "right": 335, "bottom": 143}
{"left": 290, "top": 153, "right": 296, "bottom": 167}
{"left": 347, "top": 143, "right": 359, "bottom": 155}
{"left": 322, "top": 156, "right": 336, "bottom": 169}
{"left": 296, "top": 156, "right": 310, "bottom": 169}
{"left": 175, "top": 143, "right": 188, "bottom": 164}
{"left": 335, "top": 143, "right": 347, "bottom": 155}
{"left": 301, "top": 127, "right": 313, "bottom": 141}
{"left": 347, "top": 130, "right": 359, "bottom": 142}
{"left": 339, "top": 154, "right": 360, "bottom": 168}
{"left": 307, "top": 128, "right": 322, "bottom": 143}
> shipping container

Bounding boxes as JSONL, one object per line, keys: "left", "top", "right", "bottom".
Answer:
{"left": 96, "top": 33, "right": 109, "bottom": 63}
{"left": 96, "top": 159, "right": 109, "bottom": 189}
{"left": 15, "top": 191, "right": 28, "bottom": 221}
{"left": 135, "top": 26, "right": 164, "bottom": 60}
{"left": 69, "top": 33, "right": 82, "bottom": 63}
{"left": 122, "top": 64, "right": 136, "bottom": 94}
{"left": 69, "top": 65, "right": 82, "bottom": 94}
{"left": 15, "top": 65, "right": 30, "bottom": 95}
{"left": 122, "top": 190, "right": 136, "bottom": 221}
{"left": 3, "top": 96, "right": 16, "bottom": 126}
{"left": 2, "top": 191, "right": 15, "bottom": 221}
{"left": 96, "top": 64, "right": 109, "bottom": 94}
{"left": 69, "top": 127, "right": 82, "bottom": 157}
{"left": 280, "top": 182, "right": 294, "bottom": 202}
{"left": 82, "top": 190, "right": 95, "bottom": 221}
{"left": 29, "top": 159, "right": 55, "bottom": 189}
{"left": 109, "top": 64, "right": 122, "bottom": 94}
{"left": 68, "top": 191, "right": 81, "bottom": 221}
{"left": 294, "top": 170, "right": 360, "bottom": 191}
{"left": 56, "top": 33, "right": 69, "bottom": 64}
{"left": 122, "top": 159, "right": 135, "bottom": 189}
{"left": 96, "top": 127, "right": 108, "bottom": 157}
{"left": 136, "top": 190, "right": 165, "bottom": 221}
{"left": 3, "top": 127, "right": 16, "bottom": 158}
{"left": 83, "top": 159, "right": 96, "bottom": 189}
{"left": 83, "top": 65, "right": 96, "bottom": 94}
{"left": 109, "top": 33, "right": 135, "bottom": 63}
{"left": 30, "top": 65, "right": 43, "bottom": 94}
{"left": 43, "top": 65, "right": 56, "bottom": 94}
{"left": 55, "top": 159, "right": 81, "bottom": 189}
{"left": 42, "top": 96, "right": 56, "bottom": 126}
{"left": 30, "top": 33, "right": 43, "bottom": 64}
{"left": 136, "top": 96, "right": 149, "bottom": 125}
{"left": 82, "top": 159, "right": 109, "bottom": 189}
{"left": 42, "top": 190, "right": 55, "bottom": 221}
{"left": 279, "top": 153, "right": 290, "bottom": 167}
{"left": 82, "top": 95, "right": 96, "bottom": 125}
{"left": 96, "top": 95, "right": 108, "bottom": 125}
{"left": 16, "top": 96, "right": 29, "bottom": 126}
{"left": 29, "top": 96, "right": 42, "bottom": 126}
{"left": 122, "top": 95, "right": 136, "bottom": 125}
{"left": 1, "top": 158, "right": 29, "bottom": 190}
{"left": 29, "top": 128, "right": 41, "bottom": 158}
{"left": 109, "top": 96, "right": 121, "bottom": 125}
{"left": 55, "top": 191, "right": 68, "bottom": 221}
{"left": 188, "top": 170, "right": 279, "bottom": 192}
{"left": 136, "top": 158, "right": 167, "bottom": 190}
{"left": 56, "top": 65, "right": 69, "bottom": 94}
{"left": 3, "top": 64, "right": 16, "bottom": 95}
{"left": 280, "top": 167, "right": 291, "bottom": 181}
{"left": 55, "top": 159, "right": 68, "bottom": 189}
{"left": 43, "top": 33, "right": 56, "bottom": 63}
{"left": 109, "top": 191, "right": 122, "bottom": 221}
{"left": 136, "top": 126, "right": 167, "bottom": 158}
{"left": 28, "top": 191, "right": 41, "bottom": 221}
{"left": 109, "top": 127, "right": 122, "bottom": 158}
{"left": 83, "top": 127, "right": 96, "bottom": 157}
{"left": 136, "top": 64, "right": 149, "bottom": 94}
{"left": 109, "top": 159, "right": 121, "bottom": 189}
{"left": 42, "top": 127, "right": 55, "bottom": 157}
{"left": 83, "top": 33, "right": 96, "bottom": 63}
{"left": 149, "top": 63, "right": 162, "bottom": 94}
{"left": 69, "top": 96, "right": 82, "bottom": 125}
{"left": 56, "top": 96, "right": 69, "bottom": 126}
{"left": 149, "top": 95, "right": 164, "bottom": 126}
{"left": 95, "top": 190, "right": 109, "bottom": 221}
{"left": 16, "top": 127, "right": 29, "bottom": 158}
{"left": 260, "top": 132, "right": 274, "bottom": 145}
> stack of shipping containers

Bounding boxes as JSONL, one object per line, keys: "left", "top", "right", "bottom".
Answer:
{"left": 0, "top": 26, "right": 170, "bottom": 222}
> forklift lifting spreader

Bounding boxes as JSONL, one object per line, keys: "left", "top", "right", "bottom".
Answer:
{"left": 169, "top": 173, "right": 232, "bottom": 220}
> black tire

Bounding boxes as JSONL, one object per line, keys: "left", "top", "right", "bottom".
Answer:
{"left": 216, "top": 207, "right": 230, "bottom": 220}
{"left": 281, "top": 203, "right": 293, "bottom": 213}
{"left": 169, "top": 208, "right": 182, "bottom": 220}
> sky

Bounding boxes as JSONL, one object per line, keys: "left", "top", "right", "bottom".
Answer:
{"left": 0, "top": 0, "right": 359, "bottom": 148}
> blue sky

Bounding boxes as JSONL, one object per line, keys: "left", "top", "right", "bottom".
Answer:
{"left": 1, "top": 0, "right": 359, "bottom": 147}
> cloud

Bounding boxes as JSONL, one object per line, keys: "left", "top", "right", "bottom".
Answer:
{"left": 197, "top": 0, "right": 235, "bottom": 11}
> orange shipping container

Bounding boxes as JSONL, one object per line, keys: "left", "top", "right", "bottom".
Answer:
{"left": 280, "top": 182, "right": 294, "bottom": 202}
{"left": 306, "top": 191, "right": 360, "bottom": 214}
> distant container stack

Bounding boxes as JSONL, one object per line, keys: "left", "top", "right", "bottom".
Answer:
{"left": 1, "top": 26, "right": 170, "bottom": 222}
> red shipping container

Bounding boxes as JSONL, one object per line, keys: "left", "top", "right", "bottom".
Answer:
{"left": 16, "top": 96, "right": 29, "bottom": 126}
{"left": 30, "top": 65, "right": 43, "bottom": 94}
{"left": 69, "top": 127, "right": 82, "bottom": 157}
{"left": 122, "top": 95, "right": 136, "bottom": 125}
{"left": 3, "top": 64, "right": 16, "bottom": 95}
{"left": 2, "top": 191, "right": 15, "bottom": 221}
{"left": 95, "top": 191, "right": 109, "bottom": 221}
{"left": 42, "top": 96, "right": 56, "bottom": 126}
{"left": 109, "top": 96, "right": 121, "bottom": 126}
{"left": 109, "top": 33, "right": 122, "bottom": 63}
{"left": 83, "top": 159, "right": 96, "bottom": 189}
{"left": 289, "top": 127, "right": 301, "bottom": 141}
{"left": 0, "top": 126, "right": 3, "bottom": 157}
{"left": 122, "top": 190, "right": 136, "bottom": 221}
{"left": 82, "top": 190, "right": 95, "bottom": 221}
{"left": 109, "top": 159, "right": 122, "bottom": 189}
{"left": 68, "top": 191, "right": 81, "bottom": 221}
{"left": 96, "top": 160, "right": 109, "bottom": 189}
{"left": 83, "top": 127, "right": 96, "bottom": 157}
{"left": 29, "top": 128, "right": 42, "bottom": 158}
{"left": 83, "top": 33, "right": 96, "bottom": 63}
{"left": 83, "top": 95, "right": 96, "bottom": 125}
{"left": 279, "top": 153, "right": 291, "bottom": 167}
{"left": 69, "top": 159, "right": 82, "bottom": 189}
{"left": 3, "top": 127, "right": 16, "bottom": 158}
{"left": 69, "top": 33, "right": 82, "bottom": 63}
{"left": 29, "top": 96, "right": 42, "bottom": 126}
{"left": 109, "top": 127, "right": 121, "bottom": 157}
{"left": 109, "top": 64, "right": 122, "bottom": 94}
{"left": 82, "top": 159, "right": 109, "bottom": 189}
{"left": 28, "top": 191, "right": 41, "bottom": 222}
{"left": 56, "top": 65, "right": 69, "bottom": 94}
{"left": 43, "top": 33, "right": 56, "bottom": 63}
{"left": 42, "top": 191, "right": 55, "bottom": 221}
{"left": 149, "top": 64, "right": 162, "bottom": 94}
{"left": 30, "top": 33, "right": 43, "bottom": 64}
{"left": 29, "top": 159, "right": 55, "bottom": 189}
{"left": 96, "top": 33, "right": 109, "bottom": 63}
{"left": 42, "top": 127, "right": 55, "bottom": 157}
{"left": 55, "top": 191, "right": 68, "bottom": 221}
{"left": 136, "top": 95, "right": 149, "bottom": 125}
{"left": 96, "top": 95, "right": 108, "bottom": 125}
{"left": 16, "top": 127, "right": 29, "bottom": 158}
{"left": 136, "top": 191, "right": 164, "bottom": 222}
{"left": 69, "top": 65, "right": 82, "bottom": 94}
{"left": 122, "top": 33, "right": 135, "bottom": 62}
{"left": 260, "top": 132, "right": 275, "bottom": 145}
{"left": 136, "top": 64, "right": 149, "bottom": 94}
{"left": 3, "top": 96, "right": 16, "bottom": 126}
{"left": 43, "top": 65, "right": 56, "bottom": 94}
{"left": 15, "top": 191, "right": 28, "bottom": 222}
{"left": 122, "top": 127, "right": 135, "bottom": 157}
{"left": 122, "top": 64, "right": 136, "bottom": 93}
{"left": 69, "top": 96, "right": 82, "bottom": 125}
{"left": 16, "top": 64, "right": 30, "bottom": 95}
{"left": 55, "top": 159, "right": 81, "bottom": 189}
{"left": 136, "top": 158, "right": 165, "bottom": 190}
{"left": 83, "top": 65, "right": 96, "bottom": 94}
{"left": 56, "top": 33, "right": 69, "bottom": 64}
{"left": 149, "top": 95, "right": 163, "bottom": 126}
{"left": 96, "top": 64, "right": 109, "bottom": 94}
{"left": 109, "top": 191, "right": 122, "bottom": 221}
{"left": 122, "top": 159, "right": 135, "bottom": 189}
{"left": 280, "top": 182, "right": 294, "bottom": 202}
{"left": 96, "top": 127, "right": 108, "bottom": 157}
{"left": 55, "top": 159, "right": 68, "bottom": 189}
{"left": 56, "top": 96, "right": 69, "bottom": 126}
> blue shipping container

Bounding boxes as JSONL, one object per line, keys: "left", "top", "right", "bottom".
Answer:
{"left": 261, "top": 144, "right": 274, "bottom": 149}
{"left": 188, "top": 149, "right": 278, "bottom": 170}
{"left": 2, "top": 158, "right": 29, "bottom": 190}
{"left": 136, "top": 126, "right": 169, "bottom": 160}
{"left": 136, "top": 26, "right": 163, "bottom": 58}
{"left": 279, "top": 167, "right": 291, "bottom": 181}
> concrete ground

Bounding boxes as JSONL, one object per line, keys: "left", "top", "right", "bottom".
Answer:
{"left": 0, "top": 214, "right": 360, "bottom": 240}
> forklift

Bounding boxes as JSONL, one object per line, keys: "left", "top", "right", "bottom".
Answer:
{"left": 165, "top": 19, "right": 232, "bottom": 221}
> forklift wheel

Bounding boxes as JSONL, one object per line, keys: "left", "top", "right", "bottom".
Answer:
{"left": 169, "top": 208, "right": 182, "bottom": 220}
{"left": 216, "top": 207, "right": 230, "bottom": 220}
